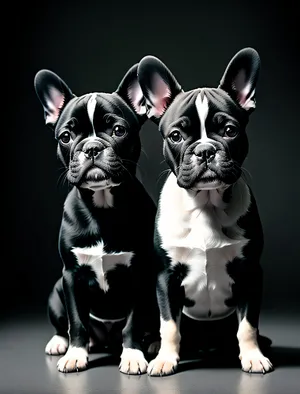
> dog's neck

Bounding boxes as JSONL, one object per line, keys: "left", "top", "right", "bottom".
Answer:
{"left": 160, "top": 173, "right": 251, "bottom": 229}
{"left": 76, "top": 187, "right": 115, "bottom": 209}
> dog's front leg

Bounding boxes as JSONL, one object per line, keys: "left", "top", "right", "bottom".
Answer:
{"left": 119, "top": 306, "right": 149, "bottom": 375}
{"left": 147, "top": 270, "right": 183, "bottom": 376}
{"left": 56, "top": 269, "right": 90, "bottom": 373}
{"left": 237, "top": 264, "right": 273, "bottom": 374}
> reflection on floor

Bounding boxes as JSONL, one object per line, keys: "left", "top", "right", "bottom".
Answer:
{"left": 0, "top": 309, "right": 299, "bottom": 394}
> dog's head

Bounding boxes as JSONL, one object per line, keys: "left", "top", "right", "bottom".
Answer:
{"left": 34, "top": 65, "right": 146, "bottom": 191}
{"left": 137, "top": 48, "right": 260, "bottom": 190}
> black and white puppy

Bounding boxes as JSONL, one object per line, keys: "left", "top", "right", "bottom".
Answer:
{"left": 34, "top": 65, "right": 158, "bottom": 374}
{"left": 137, "top": 48, "right": 273, "bottom": 376}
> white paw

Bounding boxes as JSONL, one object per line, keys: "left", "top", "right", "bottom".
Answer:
{"left": 240, "top": 349, "right": 273, "bottom": 373}
{"left": 119, "top": 348, "right": 148, "bottom": 375}
{"left": 147, "top": 352, "right": 179, "bottom": 376}
{"left": 57, "top": 346, "right": 88, "bottom": 373}
{"left": 45, "top": 335, "right": 68, "bottom": 355}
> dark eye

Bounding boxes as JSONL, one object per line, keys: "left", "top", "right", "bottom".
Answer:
{"left": 113, "top": 125, "right": 126, "bottom": 137}
{"left": 169, "top": 130, "right": 183, "bottom": 143}
{"left": 224, "top": 125, "right": 238, "bottom": 138}
{"left": 59, "top": 132, "right": 71, "bottom": 144}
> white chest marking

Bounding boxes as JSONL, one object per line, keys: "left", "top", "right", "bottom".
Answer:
{"left": 72, "top": 242, "right": 134, "bottom": 292}
{"left": 158, "top": 174, "right": 250, "bottom": 320}
{"left": 87, "top": 93, "right": 97, "bottom": 136}
{"left": 92, "top": 188, "right": 114, "bottom": 208}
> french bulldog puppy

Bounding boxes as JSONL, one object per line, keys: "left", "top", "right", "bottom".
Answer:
{"left": 137, "top": 48, "right": 273, "bottom": 376}
{"left": 34, "top": 65, "right": 158, "bottom": 374}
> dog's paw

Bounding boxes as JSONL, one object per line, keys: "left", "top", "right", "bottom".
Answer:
{"left": 147, "top": 352, "right": 179, "bottom": 376}
{"left": 57, "top": 346, "right": 88, "bottom": 373}
{"left": 45, "top": 335, "right": 68, "bottom": 355}
{"left": 119, "top": 348, "right": 148, "bottom": 375}
{"left": 240, "top": 349, "right": 273, "bottom": 374}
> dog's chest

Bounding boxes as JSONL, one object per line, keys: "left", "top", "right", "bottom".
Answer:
{"left": 72, "top": 242, "right": 133, "bottom": 293}
{"left": 158, "top": 175, "right": 250, "bottom": 320}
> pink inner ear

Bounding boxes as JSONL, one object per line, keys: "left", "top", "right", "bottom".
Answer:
{"left": 147, "top": 73, "right": 172, "bottom": 118}
{"left": 234, "top": 70, "right": 255, "bottom": 110}
{"left": 45, "top": 87, "right": 65, "bottom": 125}
{"left": 127, "top": 81, "right": 146, "bottom": 115}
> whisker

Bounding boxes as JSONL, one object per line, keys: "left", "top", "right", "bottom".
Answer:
{"left": 156, "top": 169, "right": 171, "bottom": 185}
{"left": 57, "top": 168, "right": 69, "bottom": 189}
{"left": 140, "top": 148, "right": 149, "bottom": 161}
{"left": 118, "top": 161, "right": 134, "bottom": 181}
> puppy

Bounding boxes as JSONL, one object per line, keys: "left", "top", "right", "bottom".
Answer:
{"left": 137, "top": 48, "right": 273, "bottom": 375}
{"left": 34, "top": 64, "right": 158, "bottom": 374}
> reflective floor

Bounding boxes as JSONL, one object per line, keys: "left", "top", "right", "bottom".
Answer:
{"left": 0, "top": 309, "right": 299, "bottom": 394}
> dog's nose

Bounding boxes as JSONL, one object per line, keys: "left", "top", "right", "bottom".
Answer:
{"left": 194, "top": 144, "right": 216, "bottom": 163}
{"left": 84, "top": 145, "right": 102, "bottom": 160}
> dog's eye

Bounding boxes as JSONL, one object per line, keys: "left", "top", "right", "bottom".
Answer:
{"left": 169, "top": 130, "right": 183, "bottom": 143}
{"left": 224, "top": 125, "right": 238, "bottom": 138}
{"left": 113, "top": 125, "right": 126, "bottom": 137}
{"left": 59, "top": 132, "right": 71, "bottom": 144}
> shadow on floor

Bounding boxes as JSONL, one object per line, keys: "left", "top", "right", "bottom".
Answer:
{"left": 177, "top": 345, "right": 300, "bottom": 374}
{"left": 85, "top": 343, "right": 300, "bottom": 375}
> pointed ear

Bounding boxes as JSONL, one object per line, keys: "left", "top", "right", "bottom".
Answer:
{"left": 137, "top": 56, "right": 183, "bottom": 122}
{"left": 218, "top": 48, "right": 261, "bottom": 112}
{"left": 115, "top": 63, "right": 147, "bottom": 121}
{"left": 34, "top": 70, "right": 75, "bottom": 128}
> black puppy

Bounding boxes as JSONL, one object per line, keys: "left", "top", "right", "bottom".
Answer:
{"left": 34, "top": 65, "right": 158, "bottom": 374}
{"left": 137, "top": 48, "right": 273, "bottom": 375}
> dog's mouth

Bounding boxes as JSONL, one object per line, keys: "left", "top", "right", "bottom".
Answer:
{"left": 84, "top": 167, "right": 107, "bottom": 182}
{"left": 177, "top": 160, "right": 240, "bottom": 191}
{"left": 73, "top": 166, "right": 121, "bottom": 191}
{"left": 193, "top": 169, "right": 224, "bottom": 190}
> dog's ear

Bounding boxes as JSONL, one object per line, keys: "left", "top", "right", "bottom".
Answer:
{"left": 218, "top": 48, "right": 260, "bottom": 112}
{"left": 34, "top": 70, "right": 75, "bottom": 128}
{"left": 137, "top": 56, "right": 183, "bottom": 122}
{"left": 115, "top": 63, "right": 147, "bottom": 121}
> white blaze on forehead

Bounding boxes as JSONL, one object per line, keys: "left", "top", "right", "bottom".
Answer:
{"left": 195, "top": 92, "right": 209, "bottom": 141}
{"left": 87, "top": 93, "right": 97, "bottom": 135}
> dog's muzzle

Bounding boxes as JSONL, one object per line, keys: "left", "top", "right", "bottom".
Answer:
{"left": 194, "top": 143, "right": 216, "bottom": 164}
{"left": 83, "top": 140, "right": 105, "bottom": 161}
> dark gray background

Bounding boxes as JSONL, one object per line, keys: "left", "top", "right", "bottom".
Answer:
{"left": 8, "top": 0, "right": 299, "bottom": 318}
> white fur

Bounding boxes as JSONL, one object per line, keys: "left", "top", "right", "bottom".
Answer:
{"left": 119, "top": 348, "right": 148, "bottom": 374}
{"left": 158, "top": 173, "right": 250, "bottom": 320}
{"left": 57, "top": 346, "right": 88, "bottom": 372}
{"left": 45, "top": 335, "right": 68, "bottom": 355}
{"left": 237, "top": 316, "right": 273, "bottom": 372}
{"left": 72, "top": 242, "right": 134, "bottom": 292}
{"left": 92, "top": 188, "right": 114, "bottom": 208}
{"left": 87, "top": 93, "right": 97, "bottom": 135}
{"left": 195, "top": 92, "right": 215, "bottom": 146}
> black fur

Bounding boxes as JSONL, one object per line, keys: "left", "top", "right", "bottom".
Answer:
{"left": 35, "top": 65, "right": 159, "bottom": 374}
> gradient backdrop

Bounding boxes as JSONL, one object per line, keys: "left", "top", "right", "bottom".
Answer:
{"left": 8, "top": 0, "right": 299, "bottom": 319}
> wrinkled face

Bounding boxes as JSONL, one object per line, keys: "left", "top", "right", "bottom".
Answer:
{"left": 159, "top": 88, "right": 249, "bottom": 190}
{"left": 35, "top": 65, "right": 146, "bottom": 191}
{"left": 54, "top": 93, "right": 141, "bottom": 190}
{"left": 137, "top": 48, "right": 260, "bottom": 191}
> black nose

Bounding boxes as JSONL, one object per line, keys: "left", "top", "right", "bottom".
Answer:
{"left": 84, "top": 145, "right": 102, "bottom": 160}
{"left": 194, "top": 144, "right": 216, "bottom": 163}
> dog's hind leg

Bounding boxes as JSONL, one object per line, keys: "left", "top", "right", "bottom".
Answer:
{"left": 45, "top": 277, "right": 69, "bottom": 355}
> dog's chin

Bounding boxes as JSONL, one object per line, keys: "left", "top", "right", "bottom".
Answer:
{"left": 78, "top": 167, "right": 121, "bottom": 191}
{"left": 193, "top": 178, "right": 225, "bottom": 190}
{"left": 178, "top": 168, "right": 226, "bottom": 191}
